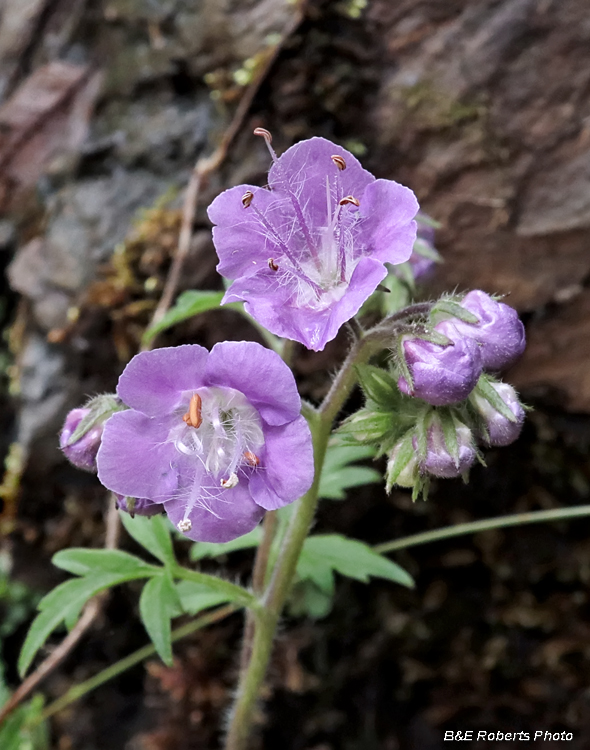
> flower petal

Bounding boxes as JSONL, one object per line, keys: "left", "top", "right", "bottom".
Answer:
{"left": 359, "top": 179, "right": 419, "bottom": 264}
{"left": 249, "top": 417, "right": 314, "bottom": 510}
{"left": 97, "top": 411, "right": 179, "bottom": 501}
{"left": 164, "top": 480, "right": 264, "bottom": 543}
{"left": 208, "top": 185, "right": 286, "bottom": 279}
{"left": 205, "top": 341, "right": 301, "bottom": 425}
{"left": 117, "top": 345, "right": 209, "bottom": 416}
{"left": 268, "top": 137, "right": 374, "bottom": 231}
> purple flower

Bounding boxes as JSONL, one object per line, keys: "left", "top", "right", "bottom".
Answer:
{"left": 451, "top": 290, "right": 526, "bottom": 371}
{"left": 60, "top": 408, "right": 104, "bottom": 473}
{"left": 417, "top": 419, "right": 476, "bottom": 478}
{"left": 208, "top": 135, "right": 419, "bottom": 351}
{"left": 472, "top": 382, "right": 525, "bottom": 447}
{"left": 96, "top": 342, "right": 314, "bottom": 542}
{"left": 398, "top": 320, "right": 483, "bottom": 406}
{"left": 399, "top": 214, "right": 439, "bottom": 281}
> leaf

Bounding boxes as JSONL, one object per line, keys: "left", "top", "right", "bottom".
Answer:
{"left": 319, "top": 438, "right": 380, "bottom": 500}
{"left": 120, "top": 512, "right": 176, "bottom": 566}
{"left": 189, "top": 526, "right": 262, "bottom": 561}
{"left": 142, "top": 290, "right": 224, "bottom": 346}
{"left": 53, "top": 548, "right": 157, "bottom": 577}
{"left": 175, "top": 580, "right": 232, "bottom": 615}
{"left": 139, "top": 573, "right": 183, "bottom": 666}
{"left": 0, "top": 693, "right": 49, "bottom": 750}
{"left": 19, "top": 570, "right": 145, "bottom": 677}
{"left": 298, "top": 535, "right": 414, "bottom": 590}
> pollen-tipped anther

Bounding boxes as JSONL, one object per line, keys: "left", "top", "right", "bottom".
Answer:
{"left": 268, "top": 258, "right": 279, "bottom": 271}
{"left": 221, "top": 473, "right": 239, "bottom": 489}
{"left": 178, "top": 519, "right": 192, "bottom": 532}
{"left": 339, "top": 195, "right": 360, "bottom": 207}
{"left": 182, "top": 393, "right": 202, "bottom": 428}
{"left": 243, "top": 451, "right": 260, "bottom": 467}
{"left": 331, "top": 155, "right": 346, "bottom": 170}
{"left": 253, "top": 127, "right": 272, "bottom": 143}
{"left": 241, "top": 190, "right": 254, "bottom": 208}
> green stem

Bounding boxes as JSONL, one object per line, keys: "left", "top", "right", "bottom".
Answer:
{"left": 35, "top": 605, "right": 239, "bottom": 725}
{"left": 172, "top": 565, "right": 259, "bottom": 610}
{"left": 224, "top": 330, "right": 380, "bottom": 750}
{"left": 374, "top": 505, "right": 590, "bottom": 554}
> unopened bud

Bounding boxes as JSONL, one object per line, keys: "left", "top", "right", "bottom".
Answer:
{"left": 60, "top": 395, "right": 124, "bottom": 473}
{"left": 417, "top": 417, "right": 476, "bottom": 478}
{"left": 471, "top": 382, "right": 525, "bottom": 447}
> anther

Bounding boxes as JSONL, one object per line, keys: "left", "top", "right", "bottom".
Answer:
{"left": 268, "top": 258, "right": 279, "bottom": 271}
{"left": 242, "top": 190, "right": 254, "bottom": 208}
{"left": 253, "top": 127, "right": 272, "bottom": 143}
{"left": 331, "top": 155, "right": 346, "bottom": 170}
{"left": 243, "top": 451, "right": 260, "bottom": 467}
{"left": 178, "top": 519, "right": 192, "bottom": 532}
{"left": 182, "top": 394, "right": 202, "bottom": 428}
{"left": 221, "top": 473, "right": 239, "bottom": 489}
{"left": 339, "top": 195, "right": 360, "bottom": 207}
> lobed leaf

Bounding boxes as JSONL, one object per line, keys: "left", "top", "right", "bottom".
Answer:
{"left": 120, "top": 512, "right": 176, "bottom": 566}
{"left": 139, "top": 573, "right": 182, "bottom": 666}
{"left": 142, "top": 290, "right": 224, "bottom": 346}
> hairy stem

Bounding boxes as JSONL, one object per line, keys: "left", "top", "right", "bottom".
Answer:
{"left": 224, "top": 328, "right": 379, "bottom": 750}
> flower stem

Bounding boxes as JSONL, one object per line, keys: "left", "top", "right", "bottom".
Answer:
{"left": 374, "top": 504, "right": 590, "bottom": 554}
{"left": 223, "top": 331, "right": 379, "bottom": 750}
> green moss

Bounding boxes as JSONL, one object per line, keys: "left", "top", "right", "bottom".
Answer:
{"left": 393, "top": 81, "right": 485, "bottom": 132}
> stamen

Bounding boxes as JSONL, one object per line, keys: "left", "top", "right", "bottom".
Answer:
{"left": 339, "top": 195, "right": 360, "bottom": 207}
{"left": 220, "top": 473, "right": 239, "bottom": 489}
{"left": 242, "top": 190, "right": 254, "bottom": 208}
{"left": 253, "top": 127, "right": 272, "bottom": 143}
{"left": 178, "top": 519, "right": 192, "bottom": 532}
{"left": 331, "top": 155, "right": 346, "bottom": 170}
{"left": 243, "top": 451, "right": 260, "bottom": 466}
{"left": 268, "top": 258, "right": 279, "bottom": 271}
{"left": 183, "top": 394, "right": 202, "bottom": 428}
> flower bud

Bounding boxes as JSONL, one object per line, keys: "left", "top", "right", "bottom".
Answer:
{"left": 398, "top": 320, "right": 483, "bottom": 406}
{"left": 452, "top": 290, "right": 525, "bottom": 371}
{"left": 417, "top": 418, "right": 476, "bottom": 478}
{"left": 60, "top": 395, "right": 123, "bottom": 473}
{"left": 471, "top": 382, "right": 525, "bottom": 447}
{"left": 115, "top": 495, "right": 165, "bottom": 517}
{"left": 386, "top": 439, "right": 419, "bottom": 491}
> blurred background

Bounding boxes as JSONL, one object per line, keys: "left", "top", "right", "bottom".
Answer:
{"left": 1, "top": 0, "right": 590, "bottom": 748}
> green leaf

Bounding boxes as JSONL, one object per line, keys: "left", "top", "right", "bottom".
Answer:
{"left": 297, "top": 534, "right": 414, "bottom": 591}
{"left": 53, "top": 548, "right": 157, "bottom": 577}
{"left": 189, "top": 526, "right": 263, "bottom": 561}
{"left": 0, "top": 693, "right": 49, "bottom": 750}
{"left": 319, "top": 438, "right": 380, "bottom": 500}
{"left": 175, "top": 580, "right": 232, "bottom": 614}
{"left": 142, "top": 290, "right": 224, "bottom": 346}
{"left": 139, "top": 573, "right": 183, "bottom": 666}
{"left": 288, "top": 580, "right": 334, "bottom": 619}
{"left": 19, "top": 570, "right": 145, "bottom": 677}
{"left": 120, "top": 512, "right": 176, "bottom": 566}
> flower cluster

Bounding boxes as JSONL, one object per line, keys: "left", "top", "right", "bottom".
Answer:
{"left": 208, "top": 133, "right": 419, "bottom": 351}
{"left": 398, "top": 290, "right": 526, "bottom": 406}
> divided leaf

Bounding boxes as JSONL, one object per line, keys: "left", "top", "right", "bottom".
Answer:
{"left": 120, "top": 512, "right": 176, "bottom": 566}
{"left": 142, "top": 290, "right": 224, "bottom": 346}
{"left": 175, "top": 580, "right": 232, "bottom": 615}
{"left": 139, "top": 573, "right": 183, "bottom": 666}
{"left": 297, "top": 534, "right": 414, "bottom": 591}
{"left": 319, "top": 438, "right": 380, "bottom": 500}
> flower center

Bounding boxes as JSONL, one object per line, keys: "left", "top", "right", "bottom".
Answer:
{"left": 172, "top": 386, "right": 264, "bottom": 481}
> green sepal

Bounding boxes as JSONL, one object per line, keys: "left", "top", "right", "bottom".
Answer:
{"left": 438, "top": 408, "right": 460, "bottom": 467}
{"left": 385, "top": 430, "right": 416, "bottom": 492}
{"left": 66, "top": 394, "right": 123, "bottom": 446}
{"left": 337, "top": 409, "right": 394, "bottom": 445}
{"left": 355, "top": 364, "right": 400, "bottom": 410}
{"left": 472, "top": 376, "right": 519, "bottom": 423}
{"left": 431, "top": 299, "right": 479, "bottom": 325}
